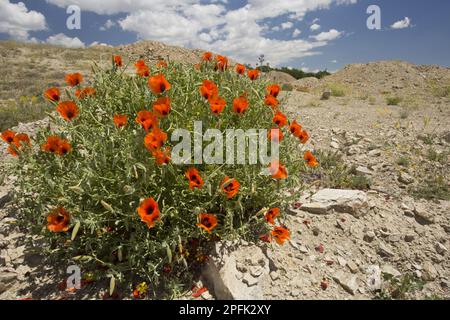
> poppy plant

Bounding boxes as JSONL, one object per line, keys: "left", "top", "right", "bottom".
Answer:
{"left": 272, "top": 111, "right": 288, "bottom": 127}
{"left": 7, "top": 133, "right": 31, "bottom": 156}
{"left": 185, "top": 168, "right": 204, "bottom": 189}
{"left": 298, "top": 130, "right": 310, "bottom": 144}
{"left": 267, "top": 84, "right": 281, "bottom": 98}
{"left": 221, "top": 176, "right": 240, "bottom": 199}
{"left": 152, "top": 147, "right": 171, "bottom": 165}
{"left": 144, "top": 127, "right": 168, "bottom": 152}
{"left": 196, "top": 213, "right": 218, "bottom": 233}
{"left": 42, "top": 136, "right": 71, "bottom": 156}
{"left": 65, "top": 73, "right": 83, "bottom": 87}
{"left": 265, "top": 208, "right": 280, "bottom": 225}
{"left": 75, "top": 87, "right": 96, "bottom": 99}
{"left": 199, "top": 80, "right": 218, "bottom": 100}
{"left": 156, "top": 60, "right": 167, "bottom": 68}
{"left": 232, "top": 95, "right": 249, "bottom": 114}
{"left": 268, "top": 128, "right": 283, "bottom": 143}
{"left": 271, "top": 226, "right": 290, "bottom": 245}
{"left": 148, "top": 74, "right": 171, "bottom": 94}
{"left": 1, "top": 129, "right": 16, "bottom": 144}
{"left": 56, "top": 101, "right": 79, "bottom": 121}
{"left": 113, "top": 114, "right": 128, "bottom": 128}
{"left": 113, "top": 55, "right": 123, "bottom": 67}
{"left": 215, "top": 55, "right": 228, "bottom": 71}
{"left": 44, "top": 87, "right": 61, "bottom": 102}
{"left": 152, "top": 97, "right": 171, "bottom": 117}
{"left": 135, "top": 60, "right": 150, "bottom": 77}
{"left": 247, "top": 69, "right": 260, "bottom": 81}
{"left": 47, "top": 207, "right": 70, "bottom": 232}
{"left": 269, "top": 161, "right": 288, "bottom": 179}
{"left": 289, "top": 120, "right": 302, "bottom": 137}
{"left": 56, "top": 139, "right": 72, "bottom": 156}
{"left": 137, "top": 197, "right": 160, "bottom": 229}
{"left": 265, "top": 95, "right": 279, "bottom": 108}
{"left": 235, "top": 64, "right": 246, "bottom": 75}
{"left": 304, "top": 150, "right": 319, "bottom": 167}
{"left": 209, "top": 96, "right": 226, "bottom": 115}
{"left": 136, "top": 110, "right": 158, "bottom": 132}
{"left": 202, "top": 52, "right": 213, "bottom": 62}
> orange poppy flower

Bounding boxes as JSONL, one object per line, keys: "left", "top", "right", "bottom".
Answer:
{"left": 271, "top": 226, "right": 290, "bottom": 245}
{"left": 268, "top": 128, "right": 283, "bottom": 143}
{"left": 47, "top": 207, "right": 70, "bottom": 232}
{"left": 247, "top": 69, "right": 260, "bottom": 81}
{"left": 209, "top": 96, "right": 226, "bottom": 115}
{"left": 267, "top": 84, "right": 281, "bottom": 98}
{"left": 113, "top": 55, "right": 123, "bottom": 67}
{"left": 232, "top": 95, "right": 249, "bottom": 114}
{"left": 12, "top": 133, "right": 31, "bottom": 148}
{"left": 259, "top": 233, "right": 272, "bottom": 243}
{"left": 75, "top": 87, "right": 96, "bottom": 99}
{"left": 156, "top": 60, "right": 167, "bottom": 68}
{"left": 269, "top": 161, "right": 288, "bottom": 179}
{"left": 113, "top": 114, "right": 128, "bottom": 128}
{"left": 137, "top": 197, "right": 160, "bottom": 229}
{"left": 265, "top": 95, "right": 279, "bottom": 108}
{"left": 44, "top": 87, "right": 61, "bottom": 102}
{"left": 185, "top": 168, "right": 204, "bottom": 189}
{"left": 202, "top": 52, "right": 213, "bottom": 62}
{"left": 136, "top": 110, "right": 158, "bottom": 132}
{"left": 197, "top": 213, "right": 218, "bottom": 233}
{"left": 272, "top": 111, "right": 288, "bottom": 127}
{"left": 42, "top": 136, "right": 62, "bottom": 153}
{"left": 221, "top": 176, "right": 240, "bottom": 199}
{"left": 298, "top": 130, "right": 310, "bottom": 144}
{"left": 65, "top": 73, "right": 83, "bottom": 87}
{"left": 7, "top": 146, "right": 18, "bottom": 157}
{"left": 152, "top": 146, "right": 171, "bottom": 165}
{"left": 1, "top": 129, "right": 16, "bottom": 144}
{"left": 56, "top": 139, "right": 72, "bottom": 156}
{"left": 148, "top": 74, "right": 171, "bottom": 94}
{"left": 135, "top": 59, "right": 147, "bottom": 69}
{"left": 199, "top": 80, "right": 218, "bottom": 100}
{"left": 135, "top": 60, "right": 150, "bottom": 77}
{"left": 152, "top": 97, "right": 171, "bottom": 117}
{"left": 56, "top": 101, "right": 79, "bottom": 121}
{"left": 289, "top": 120, "right": 302, "bottom": 137}
{"left": 215, "top": 55, "right": 228, "bottom": 71}
{"left": 144, "top": 127, "right": 168, "bottom": 152}
{"left": 265, "top": 208, "right": 280, "bottom": 225}
{"left": 235, "top": 64, "right": 246, "bottom": 75}
{"left": 304, "top": 150, "right": 319, "bottom": 167}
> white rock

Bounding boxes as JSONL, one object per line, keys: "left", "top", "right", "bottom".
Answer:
{"left": 435, "top": 242, "right": 448, "bottom": 255}
{"left": 333, "top": 271, "right": 359, "bottom": 295}
{"left": 368, "top": 149, "right": 382, "bottom": 157}
{"left": 356, "top": 166, "right": 373, "bottom": 176}
{"left": 381, "top": 265, "right": 401, "bottom": 278}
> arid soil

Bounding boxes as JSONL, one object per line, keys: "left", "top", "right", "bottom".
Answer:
{"left": 0, "top": 42, "right": 449, "bottom": 300}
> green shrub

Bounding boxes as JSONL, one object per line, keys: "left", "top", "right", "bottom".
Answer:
{"left": 4, "top": 56, "right": 315, "bottom": 297}
{"left": 386, "top": 96, "right": 402, "bottom": 106}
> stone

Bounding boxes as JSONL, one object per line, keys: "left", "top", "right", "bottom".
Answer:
{"left": 202, "top": 242, "right": 270, "bottom": 300}
{"left": 321, "top": 90, "right": 331, "bottom": 100}
{"left": 0, "top": 271, "right": 17, "bottom": 293}
{"left": 0, "top": 189, "right": 11, "bottom": 209}
{"left": 302, "top": 189, "right": 369, "bottom": 217}
{"left": 333, "top": 271, "right": 359, "bottom": 295}
{"left": 312, "top": 226, "right": 320, "bottom": 236}
{"left": 435, "top": 242, "right": 448, "bottom": 255}
{"left": 381, "top": 265, "right": 401, "bottom": 278}
{"left": 356, "top": 166, "right": 373, "bottom": 176}
{"left": 413, "top": 206, "right": 435, "bottom": 225}
{"left": 269, "top": 271, "right": 279, "bottom": 281}
{"left": 330, "top": 141, "right": 340, "bottom": 149}
{"left": 347, "top": 261, "right": 359, "bottom": 274}
{"left": 364, "top": 231, "right": 376, "bottom": 243}
{"left": 422, "top": 262, "right": 438, "bottom": 281}
{"left": 378, "top": 243, "right": 395, "bottom": 258}
{"left": 368, "top": 149, "right": 381, "bottom": 157}
{"left": 398, "top": 172, "right": 414, "bottom": 185}
{"left": 404, "top": 234, "right": 415, "bottom": 242}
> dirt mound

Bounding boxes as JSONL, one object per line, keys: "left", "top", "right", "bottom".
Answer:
{"left": 265, "top": 71, "right": 297, "bottom": 85}
{"left": 322, "top": 60, "right": 450, "bottom": 97}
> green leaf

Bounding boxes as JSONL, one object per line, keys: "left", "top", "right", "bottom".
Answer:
{"left": 71, "top": 221, "right": 81, "bottom": 241}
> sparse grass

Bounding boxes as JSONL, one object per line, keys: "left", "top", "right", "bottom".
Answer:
{"left": 368, "top": 96, "right": 376, "bottom": 105}
{"left": 281, "top": 83, "right": 293, "bottom": 91}
{"left": 410, "top": 175, "right": 449, "bottom": 201}
{"left": 426, "top": 148, "right": 448, "bottom": 164}
{"left": 417, "top": 133, "right": 436, "bottom": 145}
{"left": 387, "top": 96, "right": 402, "bottom": 106}
{"left": 326, "top": 83, "right": 347, "bottom": 97}
{"left": 0, "top": 98, "right": 51, "bottom": 131}
{"left": 430, "top": 82, "right": 450, "bottom": 98}
{"left": 310, "top": 150, "right": 371, "bottom": 190}
{"left": 396, "top": 156, "right": 410, "bottom": 167}
{"left": 377, "top": 273, "right": 425, "bottom": 300}
{"left": 399, "top": 108, "right": 409, "bottom": 119}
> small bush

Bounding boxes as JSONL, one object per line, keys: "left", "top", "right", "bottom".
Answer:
{"left": 410, "top": 175, "right": 449, "bottom": 201}
{"left": 4, "top": 55, "right": 317, "bottom": 297}
{"left": 377, "top": 273, "right": 425, "bottom": 300}
{"left": 281, "top": 83, "right": 293, "bottom": 91}
{"left": 396, "top": 156, "right": 410, "bottom": 167}
{"left": 386, "top": 96, "right": 402, "bottom": 106}
{"left": 0, "top": 97, "right": 51, "bottom": 131}
{"left": 327, "top": 83, "right": 346, "bottom": 97}
{"left": 399, "top": 108, "right": 409, "bottom": 119}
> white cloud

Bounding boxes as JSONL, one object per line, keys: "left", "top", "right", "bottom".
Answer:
{"left": 0, "top": 0, "right": 47, "bottom": 41}
{"left": 46, "top": 33, "right": 85, "bottom": 48}
{"left": 100, "top": 19, "right": 116, "bottom": 31}
{"left": 46, "top": 0, "right": 356, "bottom": 66}
{"left": 281, "top": 21, "right": 293, "bottom": 30}
{"left": 310, "top": 23, "right": 321, "bottom": 31}
{"left": 311, "top": 29, "right": 342, "bottom": 41}
{"left": 90, "top": 41, "right": 112, "bottom": 47}
{"left": 331, "top": 59, "right": 338, "bottom": 63}
{"left": 391, "top": 17, "right": 411, "bottom": 29}
{"left": 292, "top": 29, "right": 301, "bottom": 37}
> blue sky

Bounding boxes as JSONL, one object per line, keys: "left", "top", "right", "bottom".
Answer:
{"left": 1, "top": 0, "right": 449, "bottom": 71}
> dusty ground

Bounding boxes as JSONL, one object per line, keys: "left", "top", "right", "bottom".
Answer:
{"left": 0, "top": 42, "right": 449, "bottom": 300}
